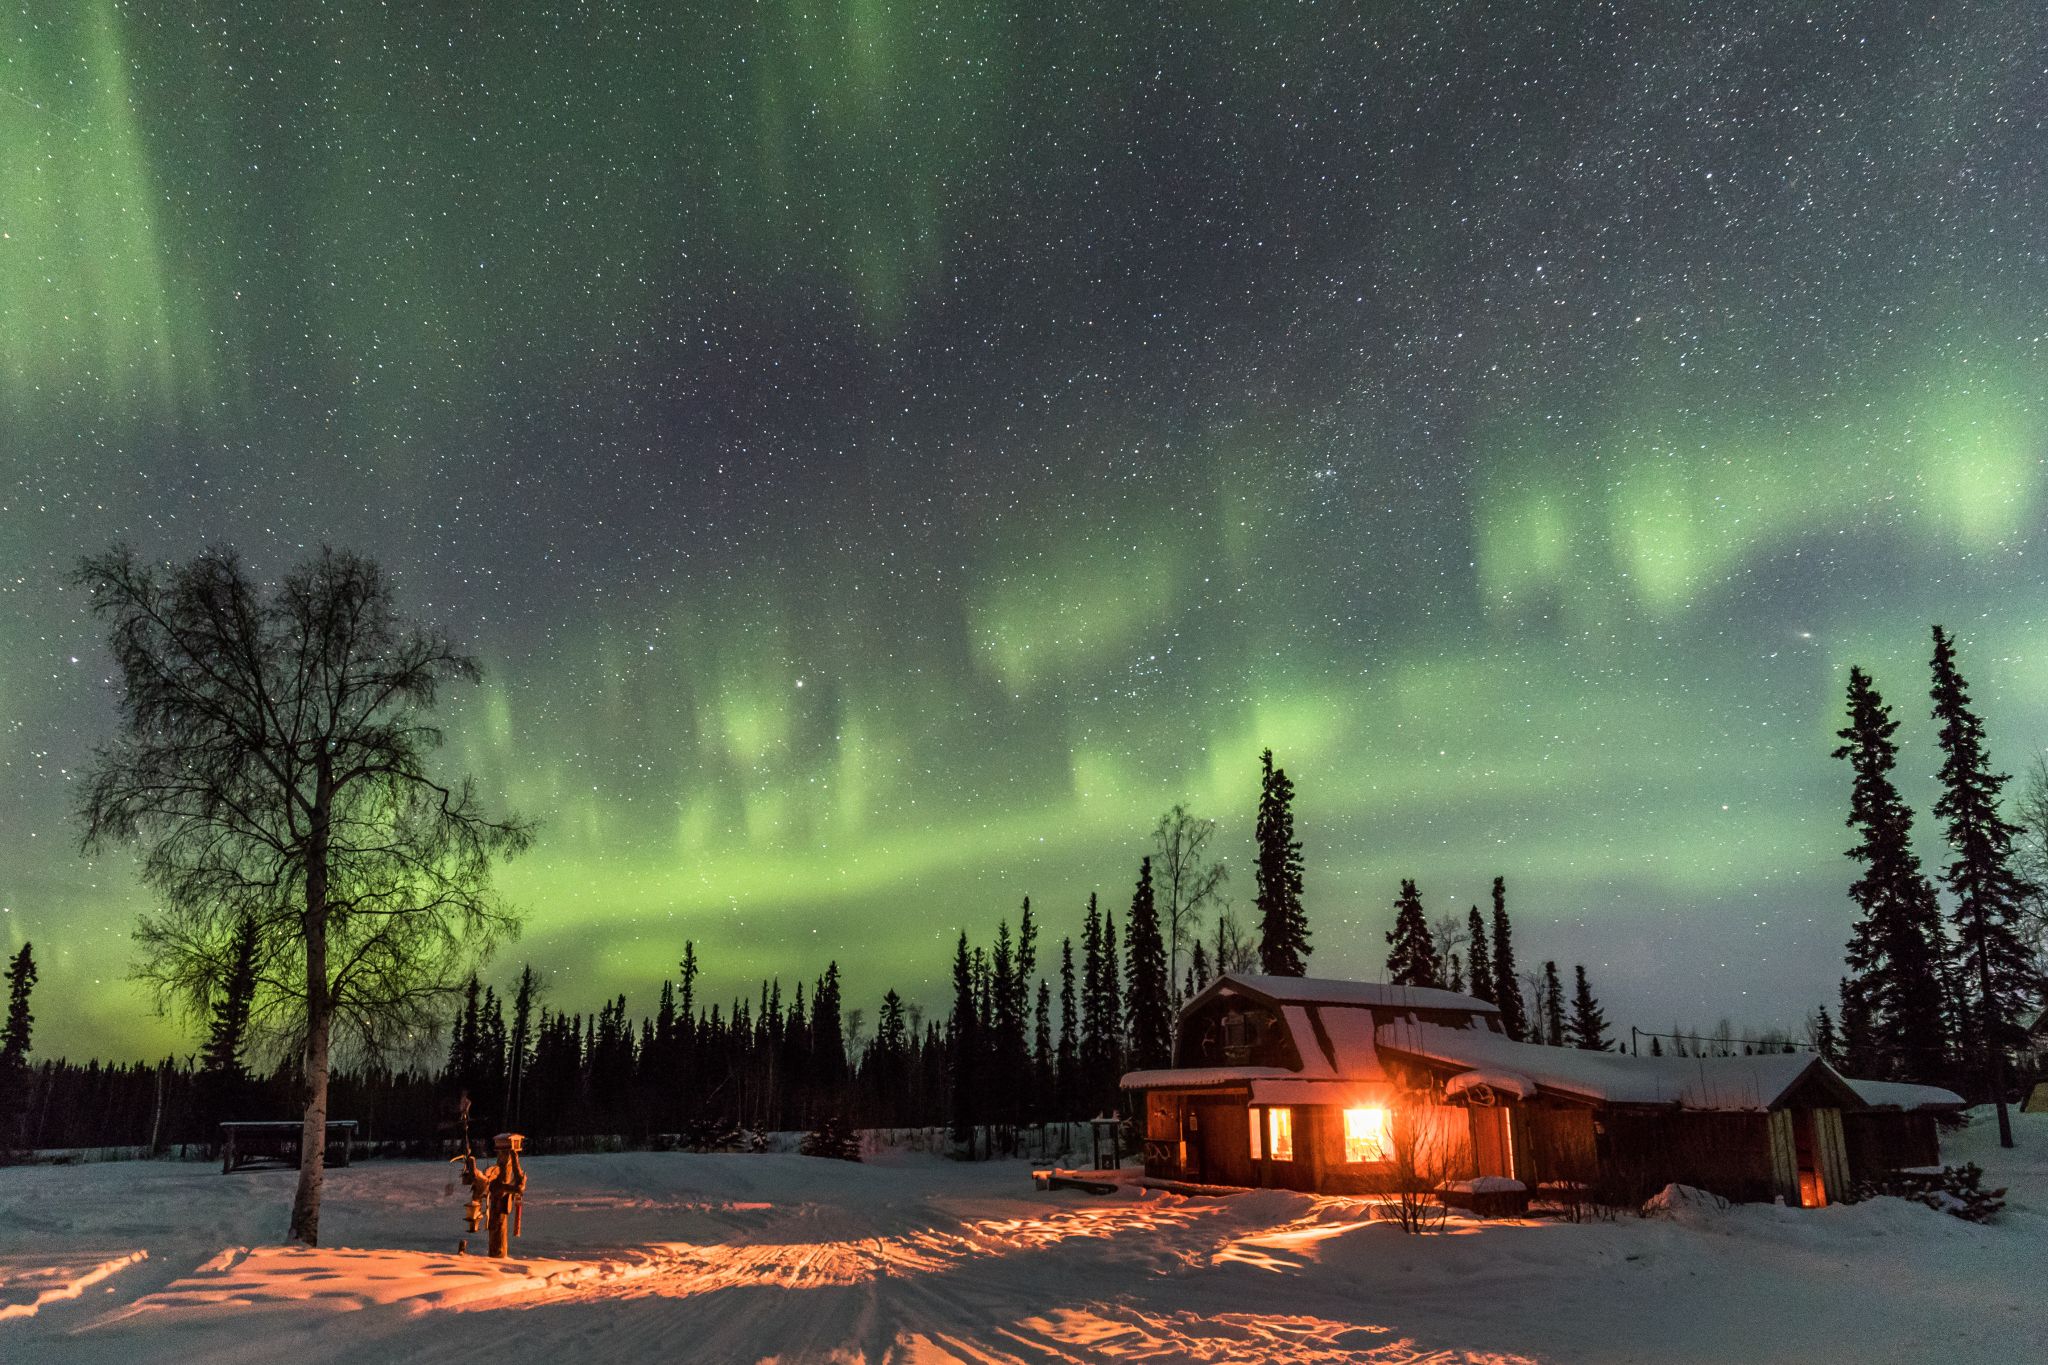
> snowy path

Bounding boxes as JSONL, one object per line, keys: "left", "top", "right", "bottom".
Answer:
{"left": 3, "top": 1111, "right": 2045, "bottom": 1363}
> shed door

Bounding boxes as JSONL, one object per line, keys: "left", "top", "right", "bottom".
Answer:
{"left": 1191, "top": 1098, "right": 1254, "bottom": 1188}
{"left": 1471, "top": 1106, "right": 1514, "bottom": 1180}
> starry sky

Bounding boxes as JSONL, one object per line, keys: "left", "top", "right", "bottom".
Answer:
{"left": 5, "top": 3, "right": 2045, "bottom": 1060}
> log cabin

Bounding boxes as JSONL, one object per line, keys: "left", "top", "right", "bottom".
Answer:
{"left": 1121, "top": 973, "right": 1962, "bottom": 1207}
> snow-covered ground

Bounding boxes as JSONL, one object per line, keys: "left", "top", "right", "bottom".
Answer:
{"left": 3, "top": 1111, "right": 2043, "bottom": 1363}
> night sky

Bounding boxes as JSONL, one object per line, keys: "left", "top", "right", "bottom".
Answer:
{"left": 5, "top": 3, "right": 2045, "bottom": 1060}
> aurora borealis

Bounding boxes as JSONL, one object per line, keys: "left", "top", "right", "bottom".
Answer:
{"left": 4, "top": 3, "right": 2045, "bottom": 1059}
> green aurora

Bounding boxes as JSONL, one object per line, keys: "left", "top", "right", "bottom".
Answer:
{"left": 3, "top": 2, "right": 2044, "bottom": 1057}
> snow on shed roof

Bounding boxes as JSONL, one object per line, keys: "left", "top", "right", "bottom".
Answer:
{"left": 1198, "top": 973, "right": 1499, "bottom": 1016}
{"left": 1119, "top": 1065, "right": 1294, "bottom": 1091}
{"left": 1380, "top": 1023, "right": 1861, "bottom": 1112}
{"left": 1845, "top": 1078, "right": 1965, "bottom": 1111}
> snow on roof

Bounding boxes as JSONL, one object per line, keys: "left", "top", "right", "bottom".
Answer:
{"left": 1207, "top": 973, "right": 1499, "bottom": 1016}
{"left": 1314, "top": 1005, "right": 1389, "bottom": 1081}
{"left": 1845, "top": 1078, "right": 1966, "bottom": 1111}
{"left": 1380, "top": 1023, "right": 1856, "bottom": 1112}
{"left": 1281, "top": 1006, "right": 1338, "bottom": 1079}
{"left": 1119, "top": 1066, "right": 1294, "bottom": 1091}
{"left": 1444, "top": 1068, "right": 1538, "bottom": 1102}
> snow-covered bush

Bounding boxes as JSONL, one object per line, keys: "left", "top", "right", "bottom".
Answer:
{"left": 800, "top": 1115, "right": 863, "bottom": 1162}
{"left": 1851, "top": 1163, "right": 2005, "bottom": 1222}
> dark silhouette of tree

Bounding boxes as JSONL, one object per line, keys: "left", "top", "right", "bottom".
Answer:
{"left": 1253, "top": 749, "right": 1310, "bottom": 975}
{"left": 1152, "top": 805, "right": 1228, "bottom": 999}
{"left": 947, "top": 933, "right": 978, "bottom": 1150}
{"left": 1838, "top": 977, "right": 1879, "bottom": 1078}
{"left": 1, "top": 943, "right": 36, "bottom": 1157}
{"left": 73, "top": 545, "right": 530, "bottom": 1244}
{"left": 1056, "top": 937, "right": 1078, "bottom": 1119}
{"left": 1489, "top": 878, "right": 1528, "bottom": 1040}
{"left": 1385, "top": 880, "right": 1443, "bottom": 988}
{"left": 872, "top": 989, "right": 910, "bottom": 1127}
{"left": 1188, "top": 941, "right": 1211, "bottom": 994}
{"left": 197, "top": 917, "right": 260, "bottom": 1130}
{"left": 1811, "top": 1004, "right": 1839, "bottom": 1065}
{"left": 1568, "top": 965, "right": 1611, "bottom": 1051}
{"left": 1465, "top": 906, "right": 1494, "bottom": 1005}
{"left": 506, "top": 966, "right": 537, "bottom": 1126}
{"left": 1541, "top": 961, "right": 1566, "bottom": 1046}
{"left": 1032, "top": 980, "right": 1053, "bottom": 1124}
{"left": 1124, "top": 857, "right": 1172, "bottom": 1070}
{"left": 1833, "top": 665, "right": 1949, "bottom": 1084}
{"left": 1930, "top": 625, "right": 2039, "bottom": 1146}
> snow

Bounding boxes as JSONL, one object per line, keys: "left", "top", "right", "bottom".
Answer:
{"left": 1384, "top": 1022, "right": 1864, "bottom": 1111}
{"left": 1119, "top": 1064, "right": 1297, "bottom": 1089}
{"left": 1439, "top": 1177, "right": 1526, "bottom": 1195}
{"left": 2, "top": 1111, "right": 2046, "bottom": 1362}
{"left": 1845, "top": 1078, "right": 1967, "bottom": 1111}
{"left": 1444, "top": 1069, "right": 1540, "bottom": 1102}
{"left": 1316, "top": 1005, "right": 1392, "bottom": 1079}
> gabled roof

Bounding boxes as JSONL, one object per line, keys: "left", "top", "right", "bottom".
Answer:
{"left": 1186, "top": 972, "right": 1500, "bottom": 1017}
{"left": 1844, "top": 1078, "right": 1966, "bottom": 1112}
{"left": 1379, "top": 1022, "right": 1871, "bottom": 1113}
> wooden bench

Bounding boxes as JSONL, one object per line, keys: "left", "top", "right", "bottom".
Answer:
{"left": 220, "top": 1121, "right": 359, "bottom": 1174}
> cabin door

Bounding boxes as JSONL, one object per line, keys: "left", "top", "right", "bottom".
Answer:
{"left": 1190, "top": 1098, "right": 1255, "bottom": 1188}
{"left": 1470, "top": 1105, "right": 1514, "bottom": 1180}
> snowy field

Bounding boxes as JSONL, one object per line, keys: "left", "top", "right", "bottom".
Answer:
{"left": 3, "top": 1112, "right": 2044, "bottom": 1364}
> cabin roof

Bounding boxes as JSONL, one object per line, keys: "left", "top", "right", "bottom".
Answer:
{"left": 1843, "top": 1077, "right": 1966, "bottom": 1111}
{"left": 1188, "top": 972, "right": 1500, "bottom": 1017}
{"left": 1379, "top": 1022, "right": 1874, "bottom": 1112}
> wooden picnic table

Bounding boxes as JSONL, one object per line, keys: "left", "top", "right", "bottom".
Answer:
{"left": 219, "top": 1120, "right": 359, "bottom": 1174}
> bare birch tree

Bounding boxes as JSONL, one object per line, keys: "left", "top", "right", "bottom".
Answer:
{"left": 74, "top": 546, "right": 531, "bottom": 1245}
{"left": 1151, "top": 805, "right": 1228, "bottom": 997}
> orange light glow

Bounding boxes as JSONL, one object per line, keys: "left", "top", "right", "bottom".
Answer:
{"left": 1343, "top": 1107, "right": 1391, "bottom": 1163}
{"left": 1268, "top": 1107, "right": 1294, "bottom": 1161}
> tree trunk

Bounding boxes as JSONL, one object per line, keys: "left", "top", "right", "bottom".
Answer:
{"left": 290, "top": 772, "right": 334, "bottom": 1245}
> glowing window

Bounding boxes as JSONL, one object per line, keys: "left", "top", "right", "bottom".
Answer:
{"left": 1343, "top": 1107, "right": 1392, "bottom": 1163}
{"left": 1268, "top": 1106, "right": 1294, "bottom": 1161}
{"left": 1249, "top": 1107, "right": 1261, "bottom": 1160}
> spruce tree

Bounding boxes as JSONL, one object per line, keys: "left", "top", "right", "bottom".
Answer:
{"left": 1189, "top": 941, "right": 1211, "bottom": 992}
{"left": 198, "top": 918, "right": 259, "bottom": 1128}
{"left": 1032, "top": 980, "right": 1054, "bottom": 1124}
{"left": 1930, "top": 625, "right": 2039, "bottom": 1146}
{"left": 1489, "top": 878, "right": 1528, "bottom": 1040}
{"left": 1838, "top": 977, "right": 1880, "bottom": 1079}
{"left": 1812, "top": 1004, "right": 1839, "bottom": 1065}
{"left": 1100, "top": 912, "right": 1122, "bottom": 1103}
{"left": 947, "top": 933, "right": 978, "bottom": 1150}
{"left": 0, "top": 943, "right": 36, "bottom": 1156}
{"left": 1568, "top": 965, "right": 1611, "bottom": 1051}
{"left": 874, "top": 989, "right": 910, "bottom": 1127}
{"left": 1465, "top": 906, "right": 1495, "bottom": 1004}
{"left": 1056, "top": 937, "right": 1078, "bottom": 1120}
{"left": 1385, "top": 880, "right": 1443, "bottom": 988}
{"left": 1541, "top": 961, "right": 1566, "bottom": 1046}
{"left": 1124, "top": 857, "right": 1172, "bottom": 1070}
{"left": 1253, "top": 749, "right": 1311, "bottom": 975}
{"left": 1080, "top": 895, "right": 1106, "bottom": 1106}
{"left": 1833, "top": 666, "right": 1949, "bottom": 1084}
{"left": 501, "top": 970, "right": 534, "bottom": 1121}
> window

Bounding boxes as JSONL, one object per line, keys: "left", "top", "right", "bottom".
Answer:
{"left": 1343, "top": 1107, "right": 1392, "bottom": 1163}
{"left": 1248, "top": 1107, "right": 1293, "bottom": 1160}
{"left": 1266, "top": 1107, "right": 1294, "bottom": 1161}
